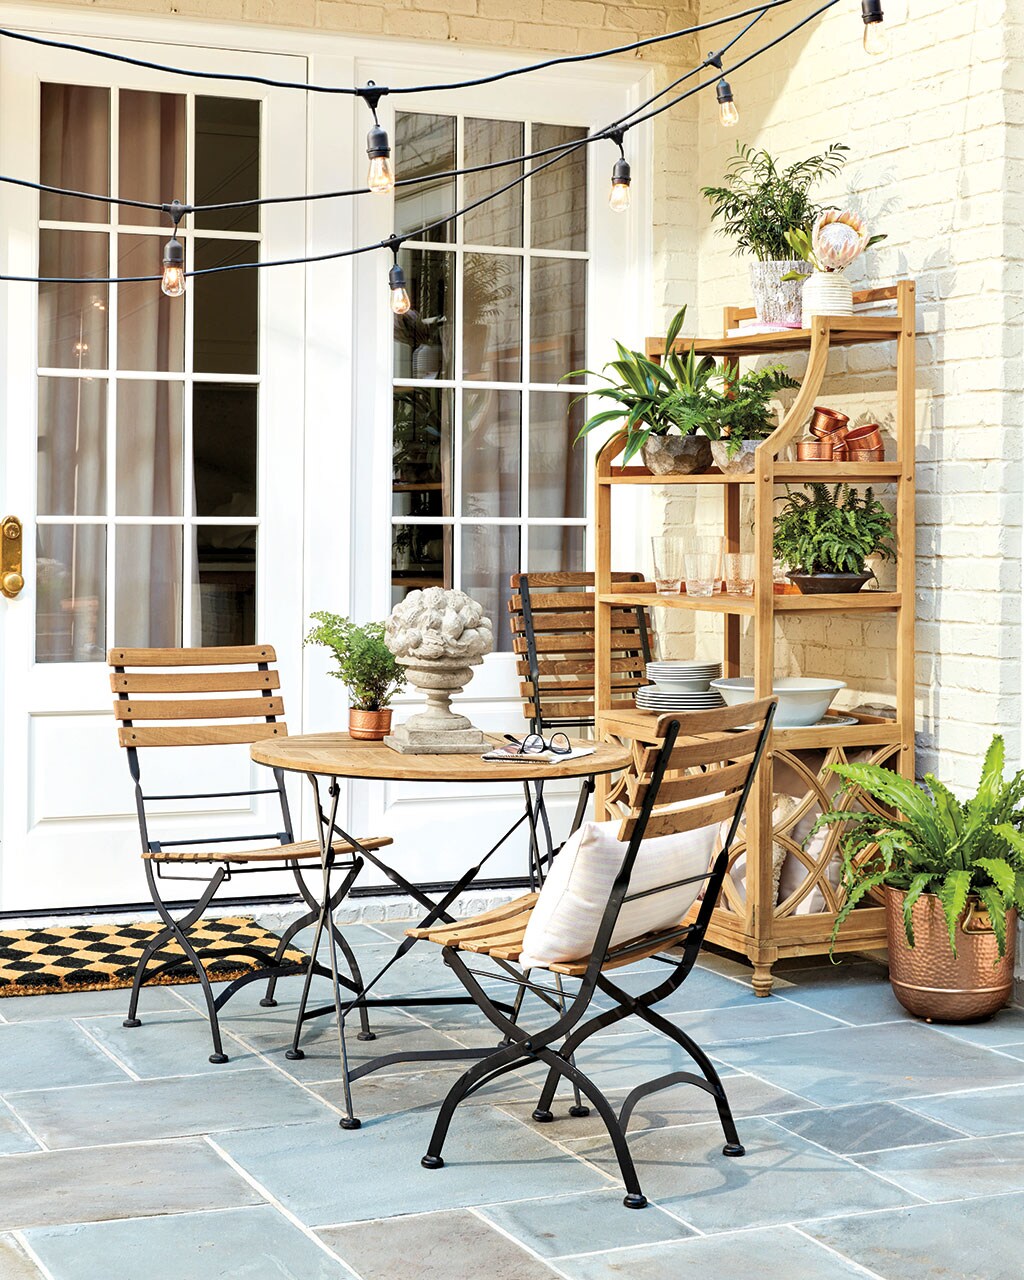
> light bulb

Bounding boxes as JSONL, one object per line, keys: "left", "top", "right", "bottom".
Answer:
{"left": 161, "top": 237, "right": 185, "bottom": 298}
{"left": 388, "top": 262, "right": 411, "bottom": 315}
{"left": 609, "top": 155, "right": 632, "bottom": 213}
{"left": 862, "top": 19, "right": 888, "bottom": 54}
{"left": 366, "top": 124, "right": 395, "bottom": 195}
{"left": 715, "top": 78, "right": 739, "bottom": 127}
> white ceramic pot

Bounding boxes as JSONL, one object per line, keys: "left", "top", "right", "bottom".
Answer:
{"left": 748, "top": 259, "right": 811, "bottom": 328}
{"left": 801, "top": 268, "right": 853, "bottom": 319}
{"left": 710, "top": 676, "right": 846, "bottom": 727}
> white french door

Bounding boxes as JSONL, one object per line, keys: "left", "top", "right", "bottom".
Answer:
{"left": 344, "top": 64, "right": 651, "bottom": 887}
{"left": 0, "top": 32, "right": 308, "bottom": 911}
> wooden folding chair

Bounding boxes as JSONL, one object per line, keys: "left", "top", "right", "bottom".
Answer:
{"left": 508, "top": 571, "right": 653, "bottom": 880}
{"left": 109, "top": 644, "right": 392, "bottom": 1064}
{"left": 410, "top": 698, "right": 776, "bottom": 1207}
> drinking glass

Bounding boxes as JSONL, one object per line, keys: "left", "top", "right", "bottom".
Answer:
{"left": 725, "top": 552, "right": 754, "bottom": 596}
{"left": 685, "top": 552, "right": 720, "bottom": 598}
{"left": 651, "top": 536, "right": 683, "bottom": 594}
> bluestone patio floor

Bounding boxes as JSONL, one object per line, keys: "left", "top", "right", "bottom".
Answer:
{"left": 1, "top": 915, "right": 1022, "bottom": 1279}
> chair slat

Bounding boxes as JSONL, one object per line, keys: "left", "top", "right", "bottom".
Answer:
{"left": 519, "top": 656, "right": 645, "bottom": 677}
{"left": 514, "top": 632, "right": 645, "bottom": 654}
{"left": 108, "top": 645, "right": 277, "bottom": 667}
{"left": 117, "top": 723, "right": 287, "bottom": 748}
{"left": 510, "top": 571, "right": 644, "bottom": 590}
{"left": 507, "top": 591, "right": 602, "bottom": 612}
{"left": 629, "top": 758, "right": 751, "bottom": 808}
{"left": 637, "top": 726, "right": 765, "bottom": 774}
{"left": 510, "top": 610, "right": 642, "bottom": 634}
{"left": 146, "top": 835, "right": 393, "bottom": 863}
{"left": 620, "top": 791, "right": 741, "bottom": 840}
{"left": 113, "top": 697, "right": 284, "bottom": 721}
{"left": 110, "top": 670, "right": 281, "bottom": 693}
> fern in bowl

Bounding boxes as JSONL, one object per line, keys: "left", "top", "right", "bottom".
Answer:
{"left": 817, "top": 736, "right": 1024, "bottom": 1021}
{"left": 773, "top": 483, "right": 895, "bottom": 593}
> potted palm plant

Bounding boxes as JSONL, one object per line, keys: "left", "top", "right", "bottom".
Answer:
{"left": 819, "top": 736, "right": 1024, "bottom": 1021}
{"left": 571, "top": 306, "right": 797, "bottom": 476}
{"left": 701, "top": 142, "right": 849, "bottom": 327}
{"left": 773, "top": 483, "right": 895, "bottom": 593}
{"left": 305, "top": 612, "right": 407, "bottom": 740}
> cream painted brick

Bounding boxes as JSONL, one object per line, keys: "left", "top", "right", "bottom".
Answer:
{"left": 383, "top": 8, "right": 448, "bottom": 38}
{"left": 447, "top": 14, "right": 516, "bottom": 44}
{"left": 315, "top": 0, "right": 386, "bottom": 31}
{"left": 540, "top": 0, "right": 604, "bottom": 27}
{"left": 511, "top": 22, "right": 579, "bottom": 52}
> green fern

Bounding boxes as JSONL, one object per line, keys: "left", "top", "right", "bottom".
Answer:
{"left": 821, "top": 736, "right": 1024, "bottom": 958}
{"left": 773, "top": 483, "right": 896, "bottom": 576}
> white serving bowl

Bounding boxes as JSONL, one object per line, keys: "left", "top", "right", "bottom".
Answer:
{"left": 709, "top": 677, "right": 846, "bottom": 727}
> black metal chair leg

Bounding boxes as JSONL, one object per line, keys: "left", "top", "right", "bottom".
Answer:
{"left": 330, "top": 921, "right": 373, "bottom": 1041}
{"left": 261, "top": 896, "right": 315, "bottom": 1007}
{"left": 123, "top": 923, "right": 174, "bottom": 1027}
{"left": 421, "top": 1043, "right": 528, "bottom": 1168}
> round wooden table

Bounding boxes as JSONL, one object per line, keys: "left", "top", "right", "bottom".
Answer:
{"left": 250, "top": 731, "right": 630, "bottom": 1127}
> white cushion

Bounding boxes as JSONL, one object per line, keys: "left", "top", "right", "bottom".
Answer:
{"left": 518, "top": 816, "right": 719, "bottom": 970}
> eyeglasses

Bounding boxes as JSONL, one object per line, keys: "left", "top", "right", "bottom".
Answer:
{"left": 503, "top": 732, "right": 572, "bottom": 756}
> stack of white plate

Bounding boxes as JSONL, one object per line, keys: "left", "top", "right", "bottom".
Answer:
{"left": 637, "top": 660, "right": 725, "bottom": 710}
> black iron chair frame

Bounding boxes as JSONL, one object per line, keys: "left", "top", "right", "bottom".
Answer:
{"left": 115, "top": 656, "right": 372, "bottom": 1065}
{"left": 418, "top": 703, "right": 776, "bottom": 1208}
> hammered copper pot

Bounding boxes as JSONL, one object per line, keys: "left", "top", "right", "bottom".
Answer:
{"left": 885, "top": 887, "right": 1017, "bottom": 1022}
{"left": 349, "top": 708, "right": 393, "bottom": 740}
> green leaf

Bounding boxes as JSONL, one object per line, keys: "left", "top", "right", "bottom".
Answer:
{"left": 938, "top": 869, "right": 972, "bottom": 956}
{"left": 974, "top": 886, "right": 1008, "bottom": 959}
{"left": 901, "top": 872, "right": 935, "bottom": 947}
{"left": 975, "top": 856, "right": 1017, "bottom": 899}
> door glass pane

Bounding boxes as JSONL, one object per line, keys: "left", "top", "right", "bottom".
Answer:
{"left": 464, "top": 119, "right": 523, "bottom": 248}
{"left": 193, "top": 385, "right": 258, "bottom": 517}
{"left": 195, "top": 97, "right": 260, "bottom": 233}
{"left": 392, "top": 387, "right": 453, "bottom": 517}
{"left": 395, "top": 112, "right": 455, "bottom": 243}
{"left": 464, "top": 253, "right": 521, "bottom": 382}
{"left": 531, "top": 258, "right": 586, "bottom": 384}
{"left": 38, "top": 378, "right": 107, "bottom": 516}
{"left": 463, "top": 390, "right": 520, "bottom": 517}
{"left": 529, "top": 392, "right": 585, "bottom": 519}
{"left": 194, "top": 239, "right": 259, "bottom": 374}
{"left": 117, "top": 234, "right": 185, "bottom": 372}
{"left": 115, "top": 525, "right": 182, "bottom": 647}
{"left": 461, "top": 525, "right": 518, "bottom": 651}
{"left": 40, "top": 84, "right": 110, "bottom": 224}
{"left": 116, "top": 382, "right": 183, "bottom": 516}
{"left": 393, "top": 249, "right": 453, "bottom": 380}
{"left": 531, "top": 124, "right": 587, "bottom": 252}
{"left": 38, "top": 232, "right": 109, "bottom": 369}
{"left": 118, "top": 90, "right": 186, "bottom": 228}
{"left": 193, "top": 527, "right": 256, "bottom": 646}
{"left": 36, "top": 524, "right": 106, "bottom": 663}
{"left": 392, "top": 524, "right": 450, "bottom": 600}
{"left": 530, "top": 525, "right": 585, "bottom": 575}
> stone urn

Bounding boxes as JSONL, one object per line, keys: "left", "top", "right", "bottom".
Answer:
{"left": 640, "top": 434, "right": 712, "bottom": 476}
{"left": 711, "top": 439, "right": 759, "bottom": 475}
{"left": 383, "top": 587, "right": 493, "bottom": 754}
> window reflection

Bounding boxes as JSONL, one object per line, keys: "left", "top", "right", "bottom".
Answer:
{"left": 395, "top": 112, "right": 455, "bottom": 243}
{"left": 38, "top": 232, "right": 109, "bottom": 370}
{"left": 463, "top": 252, "right": 521, "bottom": 382}
{"left": 38, "top": 378, "right": 107, "bottom": 517}
{"left": 461, "top": 525, "right": 518, "bottom": 650}
{"left": 193, "top": 385, "right": 258, "bottom": 517}
{"left": 119, "top": 90, "right": 186, "bottom": 229}
{"left": 40, "top": 84, "right": 110, "bottom": 224}
{"left": 194, "top": 239, "right": 259, "bottom": 375}
{"left": 393, "top": 249, "right": 453, "bottom": 380}
{"left": 36, "top": 525, "right": 106, "bottom": 663}
{"left": 193, "top": 526, "right": 256, "bottom": 646}
{"left": 529, "top": 393, "right": 585, "bottom": 519}
{"left": 116, "top": 382, "right": 183, "bottom": 517}
{"left": 463, "top": 390, "right": 520, "bottom": 517}
{"left": 392, "top": 388, "right": 453, "bottom": 517}
{"left": 530, "top": 525, "right": 585, "bottom": 575}
{"left": 531, "top": 258, "right": 586, "bottom": 385}
{"left": 391, "top": 524, "right": 452, "bottom": 603}
{"left": 117, "top": 234, "right": 185, "bottom": 372}
{"left": 464, "top": 119, "right": 523, "bottom": 247}
{"left": 195, "top": 97, "right": 260, "bottom": 234}
{"left": 115, "top": 526, "right": 182, "bottom": 648}
{"left": 531, "top": 124, "right": 587, "bottom": 252}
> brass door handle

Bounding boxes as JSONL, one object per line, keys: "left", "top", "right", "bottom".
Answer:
{"left": 1, "top": 516, "right": 23, "bottom": 598}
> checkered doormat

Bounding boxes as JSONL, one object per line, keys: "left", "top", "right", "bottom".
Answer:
{"left": 0, "top": 917, "right": 309, "bottom": 997}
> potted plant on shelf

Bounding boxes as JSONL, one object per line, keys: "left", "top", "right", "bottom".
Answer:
{"left": 819, "top": 736, "right": 1024, "bottom": 1021}
{"left": 571, "top": 306, "right": 798, "bottom": 476}
{"left": 569, "top": 305, "right": 718, "bottom": 475}
{"left": 701, "top": 142, "right": 849, "bottom": 328}
{"left": 773, "top": 483, "right": 895, "bottom": 593}
{"left": 785, "top": 210, "right": 886, "bottom": 318}
{"left": 305, "top": 611, "right": 407, "bottom": 740}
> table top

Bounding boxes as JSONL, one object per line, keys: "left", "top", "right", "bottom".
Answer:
{"left": 251, "top": 733, "right": 630, "bottom": 782}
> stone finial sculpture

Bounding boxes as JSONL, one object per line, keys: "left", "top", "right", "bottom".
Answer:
{"left": 383, "top": 587, "right": 494, "bottom": 754}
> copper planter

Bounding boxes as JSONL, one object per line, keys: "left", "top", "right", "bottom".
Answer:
{"left": 349, "top": 708, "right": 393, "bottom": 741}
{"left": 809, "top": 406, "right": 849, "bottom": 438}
{"left": 796, "top": 439, "right": 833, "bottom": 461}
{"left": 845, "top": 423, "right": 883, "bottom": 452}
{"left": 884, "top": 886, "right": 1017, "bottom": 1022}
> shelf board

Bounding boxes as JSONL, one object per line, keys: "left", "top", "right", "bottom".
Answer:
{"left": 647, "top": 315, "right": 901, "bottom": 359}
{"left": 599, "top": 591, "right": 901, "bottom": 614}
{"left": 598, "top": 706, "right": 902, "bottom": 750}
{"left": 601, "top": 463, "right": 904, "bottom": 486}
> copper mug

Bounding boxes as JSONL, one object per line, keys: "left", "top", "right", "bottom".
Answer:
{"left": 809, "top": 406, "right": 850, "bottom": 439}
{"left": 845, "top": 423, "right": 884, "bottom": 455}
{"left": 796, "top": 438, "right": 833, "bottom": 461}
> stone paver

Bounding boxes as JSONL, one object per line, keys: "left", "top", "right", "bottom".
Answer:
{"left": 0, "top": 919, "right": 1019, "bottom": 1279}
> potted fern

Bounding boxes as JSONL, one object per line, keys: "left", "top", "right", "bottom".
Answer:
{"left": 701, "top": 142, "right": 849, "bottom": 328}
{"left": 819, "top": 737, "right": 1024, "bottom": 1021}
{"left": 305, "top": 612, "right": 406, "bottom": 740}
{"left": 773, "top": 483, "right": 895, "bottom": 593}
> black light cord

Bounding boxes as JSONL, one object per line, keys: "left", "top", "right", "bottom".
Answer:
{"left": 1, "top": 0, "right": 842, "bottom": 284}
{"left": 0, "top": 0, "right": 800, "bottom": 97}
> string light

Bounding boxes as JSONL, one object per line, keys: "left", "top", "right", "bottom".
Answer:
{"left": 360, "top": 83, "right": 395, "bottom": 196}
{"left": 716, "top": 78, "right": 740, "bottom": 126}
{"left": 861, "top": 0, "right": 887, "bottom": 55}
{"left": 387, "top": 239, "right": 411, "bottom": 315}
{"left": 160, "top": 200, "right": 188, "bottom": 298}
{"left": 607, "top": 132, "right": 631, "bottom": 213}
